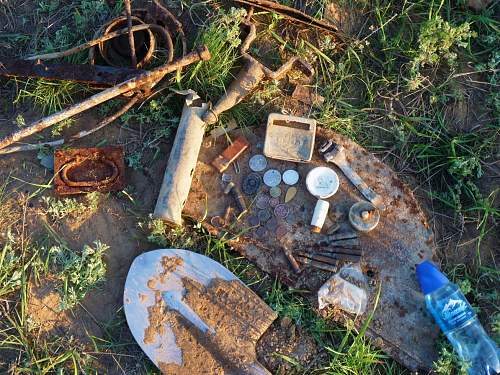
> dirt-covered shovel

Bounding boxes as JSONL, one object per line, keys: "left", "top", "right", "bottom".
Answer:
{"left": 124, "top": 249, "right": 277, "bottom": 374}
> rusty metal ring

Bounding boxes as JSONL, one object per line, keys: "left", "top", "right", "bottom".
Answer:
{"left": 100, "top": 16, "right": 156, "bottom": 68}
{"left": 60, "top": 158, "right": 120, "bottom": 187}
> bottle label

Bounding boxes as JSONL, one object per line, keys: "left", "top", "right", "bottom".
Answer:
{"left": 439, "top": 297, "right": 475, "bottom": 331}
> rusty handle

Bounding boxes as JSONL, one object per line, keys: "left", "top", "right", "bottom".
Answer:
{"left": 0, "top": 46, "right": 210, "bottom": 152}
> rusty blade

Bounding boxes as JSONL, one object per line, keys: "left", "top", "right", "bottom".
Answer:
{"left": 318, "top": 238, "right": 360, "bottom": 247}
{"left": 296, "top": 256, "right": 337, "bottom": 272}
{"left": 298, "top": 251, "right": 360, "bottom": 263}
{"left": 317, "top": 247, "right": 362, "bottom": 256}
{"left": 0, "top": 59, "right": 145, "bottom": 87}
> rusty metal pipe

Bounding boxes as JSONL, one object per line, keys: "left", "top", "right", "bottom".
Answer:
{"left": 0, "top": 46, "right": 210, "bottom": 151}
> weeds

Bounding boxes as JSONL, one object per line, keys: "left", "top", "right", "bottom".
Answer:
{"left": 47, "top": 240, "right": 108, "bottom": 310}
{"left": 42, "top": 192, "right": 101, "bottom": 221}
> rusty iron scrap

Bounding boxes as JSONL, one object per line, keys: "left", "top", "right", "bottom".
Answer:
{"left": 0, "top": 59, "right": 145, "bottom": 87}
{"left": 54, "top": 146, "right": 125, "bottom": 195}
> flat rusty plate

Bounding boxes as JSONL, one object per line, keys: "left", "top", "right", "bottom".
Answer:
{"left": 182, "top": 126, "right": 439, "bottom": 371}
{"left": 54, "top": 146, "right": 125, "bottom": 195}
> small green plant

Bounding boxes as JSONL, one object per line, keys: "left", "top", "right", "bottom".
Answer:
{"left": 42, "top": 192, "right": 101, "bottom": 220}
{"left": 0, "top": 231, "right": 23, "bottom": 298}
{"left": 409, "top": 15, "right": 475, "bottom": 87}
{"left": 48, "top": 241, "right": 108, "bottom": 310}
{"left": 184, "top": 7, "right": 247, "bottom": 101}
{"left": 433, "top": 344, "right": 469, "bottom": 375}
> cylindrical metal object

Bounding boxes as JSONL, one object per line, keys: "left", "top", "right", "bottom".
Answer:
{"left": 153, "top": 91, "right": 208, "bottom": 226}
{"left": 311, "top": 199, "right": 329, "bottom": 233}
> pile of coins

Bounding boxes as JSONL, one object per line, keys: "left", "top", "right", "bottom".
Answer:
{"left": 244, "top": 154, "right": 301, "bottom": 238}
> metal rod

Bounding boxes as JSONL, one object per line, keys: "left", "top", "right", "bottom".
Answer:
{"left": 124, "top": 0, "right": 137, "bottom": 67}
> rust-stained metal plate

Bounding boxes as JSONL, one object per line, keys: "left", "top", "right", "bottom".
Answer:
{"left": 182, "top": 126, "right": 439, "bottom": 371}
{"left": 54, "top": 146, "right": 125, "bottom": 195}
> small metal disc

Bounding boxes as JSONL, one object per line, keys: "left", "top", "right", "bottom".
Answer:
{"left": 274, "top": 204, "right": 289, "bottom": 219}
{"left": 269, "top": 186, "right": 281, "bottom": 198}
{"left": 266, "top": 217, "right": 279, "bottom": 231}
{"left": 242, "top": 173, "right": 261, "bottom": 195}
{"left": 284, "top": 187, "right": 297, "bottom": 203}
{"left": 283, "top": 169, "right": 299, "bottom": 185}
{"left": 247, "top": 215, "right": 260, "bottom": 227}
{"left": 249, "top": 154, "right": 268, "bottom": 172}
{"left": 269, "top": 197, "right": 280, "bottom": 207}
{"left": 255, "top": 226, "right": 267, "bottom": 238}
{"left": 276, "top": 225, "right": 288, "bottom": 237}
{"left": 255, "top": 194, "right": 270, "bottom": 210}
{"left": 258, "top": 209, "right": 273, "bottom": 223}
{"left": 306, "top": 166, "right": 339, "bottom": 199}
{"left": 263, "top": 169, "right": 281, "bottom": 187}
{"left": 221, "top": 173, "right": 233, "bottom": 183}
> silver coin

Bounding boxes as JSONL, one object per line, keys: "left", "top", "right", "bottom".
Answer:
{"left": 258, "top": 209, "right": 273, "bottom": 223}
{"left": 283, "top": 169, "right": 299, "bottom": 185}
{"left": 269, "top": 186, "right": 281, "bottom": 198}
{"left": 274, "top": 204, "right": 289, "bottom": 219}
{"left": 263, "top": 169, "right": 281, "bottom": 187}
{"left": 221, "top": 173, "right": 233, "bottom": 183}
{"left": 269, "top": 197, "right": 280, "bottom": 207}
{"left": 249, "top": 154, "right": 268, "bottom": 172}
{"left": 255, "top": 194, "right": 270, "bottom": 210}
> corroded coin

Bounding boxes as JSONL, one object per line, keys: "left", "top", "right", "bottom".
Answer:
{"left": 266, "top": 217, "right": 279, "bottom": 231}
{"left": 269, "top": 197, "right": 280, "bottom": 207}
{"left": 242, "top": 173, "right": 261, "bottom": 195}
{"left": 276, "top": 225, "right": 288, "bottom": 237}
{"left": 255, "top": 226, "right": 267, "bottom": 238}
{"left": 247, "top": 215, "right": 260, "bottom": 226}
{"left": 274, "top": 204, "right": 289, "bottom": 219}
{"left": 283, "top": 169, "right": 299, "bottom": 185}
{"left": 269, "top": 186, "right": 281, "bottom": 198}
{"left": 255, "top": 194, "right": 269, "bottom": 210}
{"left": 258, "top": 209, "right": 273, "bottom": 223}
{"left": 263, "top": 169, "right": 281, "bottom": 187}
{"left": 249, "top": 154, "right": 268, "bottom": 172}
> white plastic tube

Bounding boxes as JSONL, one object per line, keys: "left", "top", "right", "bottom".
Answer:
{"left": 311, "top": 199, "right": 329, "bottom": 233}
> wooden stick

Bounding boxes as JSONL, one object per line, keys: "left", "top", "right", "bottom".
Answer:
{"left": 0, "top": 46, "right": 210, "bottom": 151}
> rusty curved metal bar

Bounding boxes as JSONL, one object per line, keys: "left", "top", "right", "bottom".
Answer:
{"left": 60, "top": 157, "right": 120, "bottom": 187}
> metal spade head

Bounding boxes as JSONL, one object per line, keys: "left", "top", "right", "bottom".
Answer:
{"left": 124, "top": 249, "right": 277, "bottom": 374}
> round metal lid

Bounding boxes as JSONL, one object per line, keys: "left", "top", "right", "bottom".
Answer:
{"left": 305, "top": 166, "right": 339, "bottom": 199}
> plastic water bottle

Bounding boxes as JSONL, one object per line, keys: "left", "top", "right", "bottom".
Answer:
{"left": 416, "top": 261, "right": 500, "bottom": 375}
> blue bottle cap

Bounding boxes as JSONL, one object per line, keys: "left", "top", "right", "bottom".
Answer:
{"left": 416, "top": 260, "right": 449, "bottom": 295}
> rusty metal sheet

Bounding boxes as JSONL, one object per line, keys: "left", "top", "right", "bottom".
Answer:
{"left": 54, "top": 146, "right": 125, "bottom": 195}
{"left": 0, "top": 59, "right": 145, "bottom": 87}
{"left": 182, "top": 126, "right": 439, "bottom": 371}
